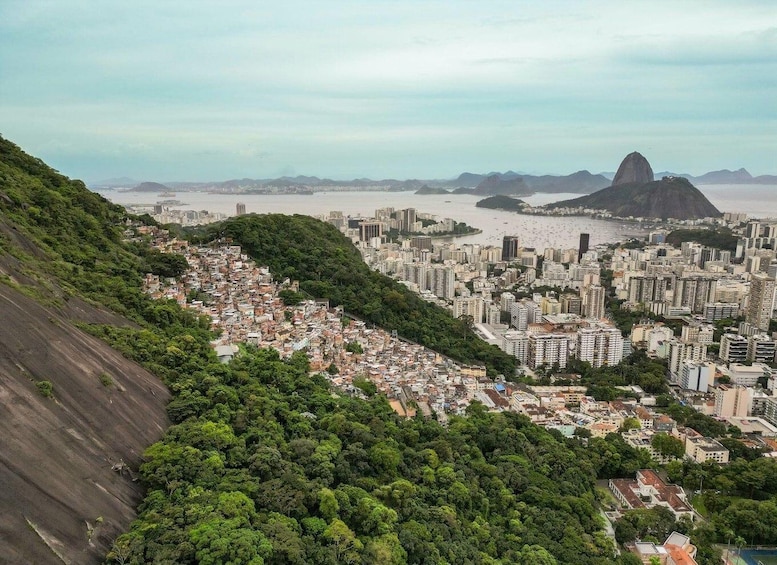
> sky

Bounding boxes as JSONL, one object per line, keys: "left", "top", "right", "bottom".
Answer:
{"left": 0, "top": 1, "right": 775, "bottom": 183}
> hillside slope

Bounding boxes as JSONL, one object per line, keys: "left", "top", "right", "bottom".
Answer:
{"left": 201, "top": 214, "right": 517, "bottom": 376}
{"left": 547, "top": 176, "right": 721, "bottom": 219}
{"left": 0, "top": 136, "right": 175, "bottom": 563}
{"left": 0, "top": 285, "right": 170, "bottom": 564}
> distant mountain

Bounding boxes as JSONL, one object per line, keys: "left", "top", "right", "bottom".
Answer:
{"left": 693, "top": 168, "right": 752, "bottom": 184}
{"left": 654, "top": 168, "right": 777, "bottom": 185}
{"left": 89, "top": 176, "right": 138, "bottom": 188}
{"left": 752, "top": 174, "right": 777, "bottom": 184}
{"left": 97, "top": 165, "right": 777, "bottom": 196}
{"left": 452, "top": 172, "right": 487, "bottom": 187}
{"left": 548, "top": 176, "right": 721, "bottom": 219}
{"left": 546, "top": 152, "right": 721, "bottom": 219}
{"left": 492, "top": 170, "right": 522, "bottom": 180}
{"left": 475, "top": 195, "right": 527, "bottom": 211}
{"left": 160, "top": 176, "right": 427, "bottom": 192}
{"left": 474, "top": 174, "right": 532, "bottom": 196}
{"left": 612, "top": 151, "right": 654, "bottom": 186}
{"left": 415, "top": 184, "right": 450, "bottom": 195}
{"left": 523, "top": 170, "right": 610, "bottom": 194}
{"left": 130, "top": 181, "right": 172, "bottom": 192}
{"left": 442, "top": 170, "right": 607, "bottom": 193}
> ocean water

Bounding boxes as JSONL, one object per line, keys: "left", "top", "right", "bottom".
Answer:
{"left": 697, "top": 184, "right": 777, "bottom": 219}
{"left": 101, "top": 184, "right": 777, "bottom": 251}
{"left": 103, "top": 190, "right": 647, "bottom": 251}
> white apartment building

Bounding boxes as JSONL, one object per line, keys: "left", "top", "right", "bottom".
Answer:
{"left": 668, "top": 340, "right": 708, "bottom": 379}
{"left": 747, "top": 333, "right": 777, "bottom": 364}
{"left": 502, "top": 330, "right": 529, "bottom": 365}
{"left": 528, "top": 333, "right": 572, "bottom": 369}
{"left": 681, "top": 324, "right": 714, "bottom": 345}
{"left": 510, "top": 300, "right": 541, "bottom": 331}
{"left": 720, "top": 333, "right": 749, "bottom": 364}
{"left": 679, "top": 361, "right": 714, "bottom": 393}
{"left": 452, "top": 296, "right": 485, "bottom": 323}
{"left": 576, "top": 326, "right": 624, "bottom": 368}
{"left": 727, "top": 363, "right": 769, "bottom": 387}
{"left": 582, "top": 284, "right": 606, "bottom": 319}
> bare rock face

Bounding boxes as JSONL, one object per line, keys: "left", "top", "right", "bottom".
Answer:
{"left": 0, "top": 284, "right": 170, "bottom": 564}
{"left": 612, "top": 151, "right": 654, "bottom": 186}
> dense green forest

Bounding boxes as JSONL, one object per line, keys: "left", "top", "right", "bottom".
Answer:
{"left": 90, "top": 322, "right": 629, "bottom": 564}
{"left": 193, "top": 214, "right": 515, "bottom": 377}
{"left": 4, "top": 135, "right": 777, "bottom": 564}
{"left": 475, "top": 195, "right": 527, "bottom": 211}
{"left": 665, "top": 228, "right": 738, "bottom": 252}
{"left": 0, "top": 136, "right": 195, "bottom": 325}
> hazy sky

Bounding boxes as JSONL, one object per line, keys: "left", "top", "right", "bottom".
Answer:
{"left": 1, "top": 1, "right": 775, "bottom": 182}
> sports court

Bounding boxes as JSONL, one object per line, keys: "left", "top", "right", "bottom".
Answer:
{"left": 726, "top": 548, "right": 777, "bottom": 565}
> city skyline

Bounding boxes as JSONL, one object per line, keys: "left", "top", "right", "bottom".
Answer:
{"left": 1, "top": 1, "right": 775, "bottom": 182}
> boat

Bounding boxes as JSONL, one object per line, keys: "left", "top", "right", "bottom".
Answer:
{"left": 158, "top": 191, "right": 176, "bottom": 197}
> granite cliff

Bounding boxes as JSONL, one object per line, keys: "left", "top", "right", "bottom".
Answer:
{"left": 611, "top": 151, "right": 654, "bottom": 186}
{"left": 547, "top": 152, "right": 721, "bottom": 219}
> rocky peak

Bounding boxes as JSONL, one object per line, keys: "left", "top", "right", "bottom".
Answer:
{"left": 612, "top": 151, "right": 654, "bottom": 186}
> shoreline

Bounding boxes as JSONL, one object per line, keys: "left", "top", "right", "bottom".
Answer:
{"left": 481, "top": 206, "right": 712, "bottom": 232}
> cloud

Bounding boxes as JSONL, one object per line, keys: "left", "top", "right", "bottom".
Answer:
{"left": 1, "top": 0, "right": 775, "bottom": 180}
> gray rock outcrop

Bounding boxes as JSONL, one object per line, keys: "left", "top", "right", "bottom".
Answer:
{"left": 612, "top": 151, "right": 654, "bottom": 186}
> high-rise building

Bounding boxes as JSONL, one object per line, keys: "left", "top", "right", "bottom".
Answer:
{"left": 680, "top": 323, "right": 714, "bottom": 345}
{"left": 746, "top": 221, "right": 761, "bottom": 239}
{"left": 747, "top": 334, "right": 777, "bottom": 364}
{"left": 667, "top": 339, "right": 707, "bottom": 379}
{"left": 500, "top": 292, "right": 516, "bottom": 313}
{"left": 528, "top": 333, "right": 571, "bottom": 369}
{"left": 628, "top": 275, "right": 672, "bottom": 304}
{"left": 453, "top": 296, "right": 485, "bottom": 323}
{"left": 576, "top": 326, "right": 623, "bottom": 368}
{"left": 510, "top": 300, "right": 541, "bottom": 330}
{"left": 486, "top": 304, "right": 501, "bottom": 326}
{"left": 502, "top": 330, "right": 529, "bottom": 364}
{"left": 745, "top": 255, "right": 761, "bottom": 274}
{"left": 680, "top": 361, "right": 714, "bottom": 393}
{"left": 582, "top": 285, "right": 606, "bottom": 319}
{"left": 399, "top": 208, "right": 417, "bottom": 232}
{"left": 561, "top": 294, "right": 582, "bottom": 315}
{"left": 501, "top": 236, "right": 521, "bottom": 262}
{"left": 431, "top": 266, "right": 456, "bottom": 300}
{"left": 673, "top": 277, "right": 717, "bottom": 313}
{"left": 703, "top": 302, "right": 739, "bottom": 323}
{"left": 746, "top": 273, "right": 776, "bottom": 331}
{"left": 720, "top": 333, "right": 749, "bottom": 364}
{"left": 359, "top": 221, "right": 383, "bottom": 242}
{"left": 236, "top": 202, "right": 247, "bottom": 216}
{"left": 410, "top": 236, "right": 433, "bottom": 250}
{"left": 578, "top": 233, "right": 590, "bottom": 262}
{"left": 714, "top": 385, "right": 752, "bottom": 418}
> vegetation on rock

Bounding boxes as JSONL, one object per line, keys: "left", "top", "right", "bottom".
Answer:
{"left": 475, "top": 195, "right": 527, "bottom": 211}
{"left": 665, "top": 228, "right": 738, "bottom": 252}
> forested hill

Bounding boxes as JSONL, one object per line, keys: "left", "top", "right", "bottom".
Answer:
{"left": 200, "top": 214, "right": 516, "bottom": 377}
{"left": 0, "top": 136, "right": 621, "bottom": 564}
{"left": 0, "top": 135, "right": 208, "bottom": 563}
{"left": 102, "top": 339, "right": 622, "bottom": 565}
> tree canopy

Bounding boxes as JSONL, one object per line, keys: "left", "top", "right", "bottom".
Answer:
{"left": 195, "top": 214, "right": 516, "bottom": 377}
